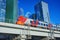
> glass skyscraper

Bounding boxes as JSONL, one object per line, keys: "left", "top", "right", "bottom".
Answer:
{"left": 34, "top": 1, "right": 44, "bottom": 21}
{"left": 0, "top": 0, "right": 6, "bottom": 22}
{"left": 5, "top": 0, "right": 18, "bottom": 23}
{"left": 0, "top": 0, "right": 18, "bottom": 24}
{"left": 34, "top": 1, "right": 50, "bottom": 23}
{"left": 41, "top": 1, "right": 50, "bottom": 23}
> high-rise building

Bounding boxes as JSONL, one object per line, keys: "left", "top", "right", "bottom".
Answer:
{"left": 34, "top": 1, "right": 50, "bottom": 23}
{"left": 29, "top": 14, "right": 37, "bottom": 20}
{"left": 5, "top": 0, "right": 18, "bottom": 23}
{"left": 0, "top": 0, "right": 6, "bottom": 22}
{"left": 18, "top": 8, "right": 24, "bottom": 17}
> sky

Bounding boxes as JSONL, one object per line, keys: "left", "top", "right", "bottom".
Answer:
{"left": 0, "top": 0, "right": 60, "bottom": 25}
{"left": 18, "top": 0, "right": 60, "bottom": 25}
{"left": 44, "top": 0, "right": 60, "bottom": 24}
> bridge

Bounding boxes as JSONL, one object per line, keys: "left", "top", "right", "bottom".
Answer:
{"left": 0, "top": 22, "right": 60, "bottom": 40}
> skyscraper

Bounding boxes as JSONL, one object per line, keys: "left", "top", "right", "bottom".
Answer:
{"left": 5, "top": 0, "right": 18, "bottom": 23}
{"left": 18, "top": 8, "right": 24, "bottom": 17}
{"left": 0, "top": 0, "right": 6, "bottom": 22}
{"left": 29, "top": 14, "right": 37, "bottom": 20}
{"left": 34, "top": 1, "right": 50, "bottom": 23}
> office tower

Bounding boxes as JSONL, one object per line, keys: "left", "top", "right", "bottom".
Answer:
{"left": 5, "top": 0, "right": 18, "bottom": 23}
{"left": 29, "top": 14, "right": 37, "bottom": 20}
{"left": 0, "top": 0, "right": 6, "bottom": 22}
{"left": 34, "top": 1, "right": 50, "bottom": 23}
{"left": 18, "top": 8, "right": 24, "bottom": 17}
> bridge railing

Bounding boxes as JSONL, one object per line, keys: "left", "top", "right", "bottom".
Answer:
{"left": 0, "top": 18, "right": 17, "bottom": 24}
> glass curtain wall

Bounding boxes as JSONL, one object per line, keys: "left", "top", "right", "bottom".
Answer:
{"left": 0, "top": 0, "right": 6, "bottom": 22}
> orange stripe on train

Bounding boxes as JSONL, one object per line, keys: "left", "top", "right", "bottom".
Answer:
{"left": 16, "top": 16, "right": 27, "bottom": 25}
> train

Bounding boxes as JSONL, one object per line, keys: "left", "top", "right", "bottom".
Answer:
{"left": 16, "top": 16, "right": 60, "bottom": 31}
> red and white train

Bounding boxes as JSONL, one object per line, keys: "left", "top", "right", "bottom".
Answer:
{"left": 16, "top": 16, "right": 59, "bottom": 30}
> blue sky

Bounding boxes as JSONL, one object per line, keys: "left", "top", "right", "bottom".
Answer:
{"left": 44, "top": 0, "right": 60, "bottom": 24}
{"left": 18, "top": 0, "right": 60, "bottom": 24}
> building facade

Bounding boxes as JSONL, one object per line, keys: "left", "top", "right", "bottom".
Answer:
{"left": 0, "top": 0, "right": 6, "bottom": 22}
{"left": 5, "top": 0, "right": 18, "bottom": 23}
{"left": 41, "top": 1, "right": 50, "bottom": 23}
{"left": 34, "top": 1, "right": 50, "bottom": 23}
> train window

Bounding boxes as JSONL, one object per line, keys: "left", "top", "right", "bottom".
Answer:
{"left": 45, "top": 24, "right": 48, "bottom": 26}
{"left": 41, "top": 23, "right": 43, "bottom": 26}
{"left": 54, "top": 26, "right": 56, "bottom": 28}
{"left": 30, "top": 21, "right": 32, "bottom": 23}
{"left": 38, "top": 22, "right": 40, "bottom": 25}
{"left": 44, "top": 24, "right": 45, "bottom": 26}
